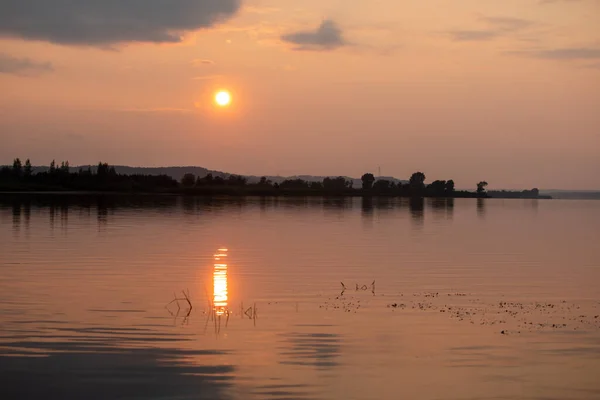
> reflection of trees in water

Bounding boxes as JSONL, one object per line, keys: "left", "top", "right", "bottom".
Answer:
{"left": 278, "top": 331, "right": 342, "bottom": 369}
{"left": 2, "top": 195, "right": 458, "bottom": 229}
{"left": 477, "top": 198, "right": 485, "bottom": 218}
{"left": 323, "top": 197, "right": 352, "bottom": 210}
{"left": 11, "top": 200, "right": 21, "bottom": 233}
{"left": 446, "top": 198, "right": 454, "bottom": 219}
{"left": 97, "top": 197, "right": 109, "bottom": 226}
{"left": 10, "top": 199, "right": 32, "bottom": 233}
{"left": 430, "top": 198, "right": 454, "bottom": 220}
{"left": 409, "top": 197, "right": 425, "bottom": 226}
{"left": 361, "top": 196, "right": 373, "bottom": 216}
{"left": 0, "top": 340, "right": 235, "bottom": 400}
{"left": 529, "top": 199, "right": 539, "bottom": 212}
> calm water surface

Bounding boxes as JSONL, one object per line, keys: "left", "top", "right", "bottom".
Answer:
{"left": 1, "top": 195, "right": 599, "bottom": 400}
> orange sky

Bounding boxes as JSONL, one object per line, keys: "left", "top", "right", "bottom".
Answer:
{"left": 1, "top": 0, "right": 599, "bottom": 189}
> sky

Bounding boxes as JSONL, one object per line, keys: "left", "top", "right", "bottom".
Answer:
{"left": 0, "top": 0, "right": 599, "bottom": 190}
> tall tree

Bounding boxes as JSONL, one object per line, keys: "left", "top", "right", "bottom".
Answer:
{"left": 409, "top": 172, "right": 426, "bottom": 196}
{"left": 60, "top": 161, "right": 70, "bottom": 174}
{"left": 373, "top": 179, "right": 392, "bottom": 194}
{"left": 427, "top": 180, "right": 446, "bottom": 197}
{"left": 476, "top": 181, "right": 488, "bottom": 195}
{"left": 445, "top": 179, "right": 455, "bottom": 195}
{"left": 361, "top": 173, "right": 375, "bottom": 190}
{"left": 24, "top": 159, "right": 33, "bottom": 178}
{"left": 12, "top": 158, "right": 22, "bottom": 177}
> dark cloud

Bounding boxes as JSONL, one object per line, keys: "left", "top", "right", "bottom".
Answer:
{"left": 281, "top": 20, "right": 347, "bottom": 51}
{"left": 0, "top": 0, "right": 241, "bottom": 46}
{"left": 0, "top": 53, "right": 53, "bottom": 75}
{"left": 447, "top": 16, "right": 533, "bottom": 42}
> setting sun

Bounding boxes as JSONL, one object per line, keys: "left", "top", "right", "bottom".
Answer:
{"left": 215, "top": 90, "right": 231, "bottom": 107}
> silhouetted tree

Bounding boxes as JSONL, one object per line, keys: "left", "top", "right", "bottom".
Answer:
{"left": 50, "top": 160, "right": 56, "bottom": 174}
{"left": 445, "top": 179, "right": 455, "bottom": 195}
{"left": 426, "top": 180, "right": 446, "bottom": 197}
{"left": 476, "top": 181, "right": 488, "bottom": 195}
{"left": 258, "top": 176, "right": 273, "bottom": 186}
{"left": 323, "top": 176, "right": 348, "bottom": 191}
{"left": 181, "top": 173, "right": 196, "bottom": 187}
{"left": 197, "top": 173, "right": 214, "bottom": 186}
{"left": 97, "top": 162, "right": 109, "bottom": 178}
{"left": 361, "top": 173, "right": 375, "bottom": 191}
{"left": 531, "top": 188, "right": 539, "bottom": 197}
{"left": 60, "top": 161, "right": 70, "bottom": 174}
{"left": 24, "top": 159, "right": 33, "bottom": 178}
{"left": 280, "top": 179, "right": 309, "bottom": 189}
{"left": 373, "top": 179, "right": 392, "bottom": 194}
{"left": 12, "top": 158, "right": 22, "bottom": 177}
{"left": 409, "top": 172, "right": 426, "bottom": 196}
{"left": 227, "top": 174, "right": 247, "bottom": 186}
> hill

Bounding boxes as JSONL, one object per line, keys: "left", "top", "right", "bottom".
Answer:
{"left": 30, "top": 165, "right": 407, "bottom": 187}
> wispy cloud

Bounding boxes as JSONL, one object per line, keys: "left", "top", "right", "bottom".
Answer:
{"left": 281, "top": 19, "right": 347, "bottom": 51}
{"left": 0, "top": 53, "right": 53, "bottom": 75}
{"left": 119, "top": 107, "right": 194, "bottom": 114}
{"left": 508, "top": 46, "right": 600, "bottom": 60}
{"left": 448, "top": 30, "right": 499, "bottom": 41}
{"left": 192, "top": 75, "right": 222, "bottom": 81}
{"left": 0, "top": 0, "right": 241, "bottom": 46}
{"left": 191, "top": 59, "right": 215, "bottom": 66}
{"left": 447, "top": 16, "right": 533, "bottom": 42}
{"left": 539, "top": 0, "right": 583, "bottom": 4}
{"left": 534, "top": 47, "right": 600, "bottom": 59}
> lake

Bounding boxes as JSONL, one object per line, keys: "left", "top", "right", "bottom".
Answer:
{"left": 1, "top": 195, "right": 599, "bottom": 400}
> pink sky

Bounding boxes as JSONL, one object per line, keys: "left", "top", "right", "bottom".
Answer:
{"left": 1, "top": 0, "right": 599, "bottom": 189}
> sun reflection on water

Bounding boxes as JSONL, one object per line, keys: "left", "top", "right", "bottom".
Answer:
{"left": 213, "top": 248, "right": 229, "bottom": 316}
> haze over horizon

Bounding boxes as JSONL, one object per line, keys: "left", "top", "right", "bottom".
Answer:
{"left": 1, "top": 0, "right": 599, "bottom": 190}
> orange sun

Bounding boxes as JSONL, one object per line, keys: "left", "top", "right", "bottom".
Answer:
{"left": 215, "top": 90, "right": 231, "bottom": 107}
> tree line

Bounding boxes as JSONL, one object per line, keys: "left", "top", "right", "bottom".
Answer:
{"left": 1, "top": 157, "right": 537, "bottom": 198}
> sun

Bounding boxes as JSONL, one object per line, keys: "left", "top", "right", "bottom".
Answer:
{"left": 215, "top": 90, "right": 231, "bottom": 107}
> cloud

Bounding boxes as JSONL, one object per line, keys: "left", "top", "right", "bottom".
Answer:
{"left": 0, "top": 53, "right": 53, "bottom": 75}
{"left": 483, "top": 17, "right": 533, "bottom": 31}
{"left": 191, "top": 59, "right": 215, "bottom": 66}
{"left": 539, "top": 0, "right": 582, "bottom": 4}
{"left": 535, "top": 47, "right": 600, "bottom": 59}
{"left": 281, "top": 19, "right": 347, "bottom": 51}
{"left": 119, "top": 107, "right": 194, "bottom": 113}
{"left": 448, "top": 30, "right": 499, "bottom": 41}
{"left": 0, "top": 0, "right": 241, "bottom": 46}
{"left": 447, "top": 16, "right": 533, "bottom": 42}
{"left": 192, "top": 75, "right": 222, "bottom": 80}
{"left": 511, "top": 47, "right": 600, "bottom": 60}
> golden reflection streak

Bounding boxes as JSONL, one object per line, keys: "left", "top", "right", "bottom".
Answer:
{"left": 213, "top": 249, "right": 228, "bottom": 316}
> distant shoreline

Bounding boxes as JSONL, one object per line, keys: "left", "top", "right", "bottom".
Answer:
{"left": 0, "top": 189, "right": 554, "bottom": 200}
{"left": 1, "top": 160, "right": 552, "bottom": 200}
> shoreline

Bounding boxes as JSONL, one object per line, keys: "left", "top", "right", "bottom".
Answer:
{"left": 0, "top": 189, "right": 551, "bottom": 200}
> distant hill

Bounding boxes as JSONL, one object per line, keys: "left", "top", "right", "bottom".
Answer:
{"left": 29, "top": 165, "right": 407, "bottom": 187}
